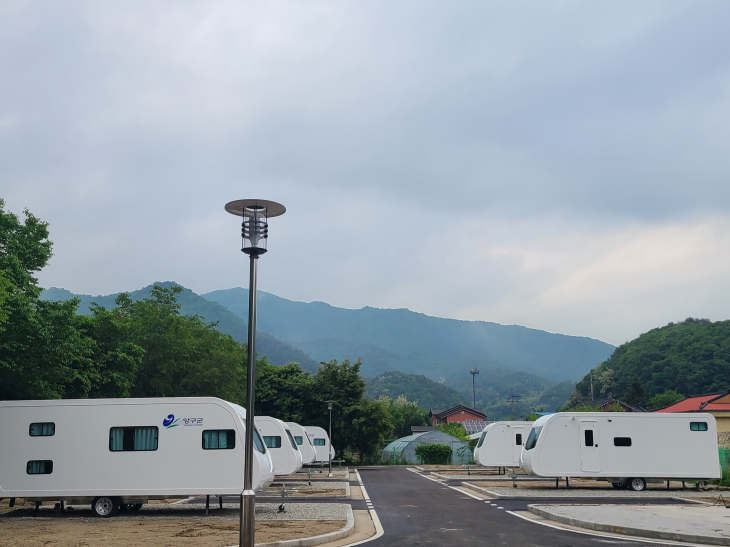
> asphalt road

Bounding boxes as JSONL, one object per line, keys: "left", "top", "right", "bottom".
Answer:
{"left": 359, "top": 468, "right": 665, "bottom": 547}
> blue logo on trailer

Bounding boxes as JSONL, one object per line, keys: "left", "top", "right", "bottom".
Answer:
{"left": 163, "top": 414, "right": 179, "bottom": 428}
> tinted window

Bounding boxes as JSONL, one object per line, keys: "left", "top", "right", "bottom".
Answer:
{"left": 263, "top": 436, "right": 282, "bottom": 448}
{"left": 524, "top": 426, "right": 542, "bottom": 451}
{"left": 690, "top": 422, "right": 708, "bottom": 431}
{"left": 584, "top": 429, "right": 594, "bottom": 446}
{"left": 515, "top": 433, "right": 523, "bottom": 446}
{"left": 313, "top": 438, "right": 326, "bottom": 446}
{"left": 110, "top": 427, "right": 158, "bottom": 451}
{"left": 286, "top": 430, "right": 298, "bottom": 450}
{"left": 27, "top": 461, "right": 53, "bottom": 474}
{"left": 477, "top": 431, "right": 487, "bottom": 448}
{"left": 203, "top": 430, "right": 235, "bottom": 449}
{"left": 253, "top": 428, "right": 267, "bottom": 453}
{"left": 294, "top": 436, "right": 303, "bottom": 445}
{"left": 614, "top": 437, "right": 632, "bottom": 447}
{"left": 29, "top": 423, "right": 55, "bottom": 436}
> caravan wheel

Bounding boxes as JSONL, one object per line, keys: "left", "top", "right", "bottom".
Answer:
{"left": 629, "top": 478, "right": 646, "bottom": 492}
{"left": 92, "top": 496, "right": 119, "bottom": 517}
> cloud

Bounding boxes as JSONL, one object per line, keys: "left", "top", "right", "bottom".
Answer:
{"left": 2, "top": 1, "right": 730, "bottom": 345}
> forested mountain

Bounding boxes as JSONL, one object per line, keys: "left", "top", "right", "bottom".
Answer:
{"left": 443, "top": 359, "right": 575, "bottom": 419}
{"left": 42, "top": 284, "right": 319, "bottom": 372}
{"left": 202, "top": 288, "right": 614, "bottom": 382}
{"left": 568, "top": 318, "right": 730, "bottom": 408}
{"left": 364, "top": 371, "right": 468, "bottom": 409}
{"left": 364, "top": 366, "right": 575, "bottom": 420}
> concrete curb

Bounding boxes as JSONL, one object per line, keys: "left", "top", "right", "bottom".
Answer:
{"left": 431, "top": 472, "right": 534, "bottom": 481}
{"left": 231, "top": 504, "right": 355, "bottom": 547}
{"left": 528, "top": 505, "right": 730, "bottom": 546}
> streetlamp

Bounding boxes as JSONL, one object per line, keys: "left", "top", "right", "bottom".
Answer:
{"left": 325, "top": 400, "right": 334, "bottom": 477}
{"left": 469, "top": 368, "right": 479, "bottom": 410}
{"left": 225, "top": 199, "right": 286, "bottom": 547}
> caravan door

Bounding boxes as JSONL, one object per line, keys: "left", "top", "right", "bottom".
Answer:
{"left": 579, "top": 420, "right": 601, "bottom": 472}
{"left": 512, "top": 427, "right": 526, "bottom": 464}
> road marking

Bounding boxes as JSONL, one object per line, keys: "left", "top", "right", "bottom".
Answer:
{"left": 505, "top": 510, "right": 708, "bottom": 546}
{"left": 349, "top": 469, "right": 385, "bottom": 546}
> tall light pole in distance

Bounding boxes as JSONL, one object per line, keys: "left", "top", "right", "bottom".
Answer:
{"left": 469, "top": 368, "right": 479, "bottom": 410}
{"left": 325, "top": 400, "right": 334, "bottom": 477}
{"left": 225, "top": 199, "right": 286, "bottom": 547}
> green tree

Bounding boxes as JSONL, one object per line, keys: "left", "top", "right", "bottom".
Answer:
{"left": 436, "top": 422, "right": 470, "bottom": 442}
{"left": 346, "top": 397, "right": 394, "bottom": 463}
{"left": 379, "top": 395, "right": 429, "bottom": 438}
{"left": 0, "top": 200, "right": 96, "bottom": 400}
{"left": 646, "top": 390, "right": 685, "bottom": 411}
{"left": 623, "top": 376, "right": 648, "bottom": 406}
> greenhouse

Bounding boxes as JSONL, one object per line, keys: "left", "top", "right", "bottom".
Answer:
{"left": 381, "top": 430, "right": 472, "bottom": 465}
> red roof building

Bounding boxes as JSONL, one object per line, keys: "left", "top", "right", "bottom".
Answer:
{"left": 655, "top": 390, "right": 730, "bottom": 445}
{"left": 429, "top": 405, "right": 487, "bottom": 427}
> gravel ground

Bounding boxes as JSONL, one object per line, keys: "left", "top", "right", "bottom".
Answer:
{"left": 268, "top": 481, "right": 348, "bottom": 490}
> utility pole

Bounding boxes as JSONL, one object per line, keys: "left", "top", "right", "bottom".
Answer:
{"left": 507, "top": 389, "right": 522, "bottom": 420}
{"left": 469, "top": 367, "right": 479, "bottom": 409}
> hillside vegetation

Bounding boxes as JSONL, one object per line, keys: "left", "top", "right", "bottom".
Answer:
{"left": 568, "top": 318, "right": 730, "bottom": 408}
{"left": 365, "top": 371, "right": 468, "bottom": 409}
{"left": 42, "top": 284, "right": 319, "bottom": 372}
{"left": 202, "top": 288, "right": 614, "bottom": 382}
{"left": 364, "top": 366, "right": 575, "bottom": 420}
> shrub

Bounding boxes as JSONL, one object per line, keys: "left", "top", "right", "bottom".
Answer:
{"left": 415, "top": 443, "right": 452, "bottom": 465}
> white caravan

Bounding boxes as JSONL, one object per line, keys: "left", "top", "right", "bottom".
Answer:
{"left": 255, "top": 417, "right": 303, "bottom": 475}
{"left": 474, "top": 422, "right": 528, "bottom": 467}
{"left": 521, "top": 412, "right": 721, "bottom": 491}
{"left": 304, "top": 426, "right": 332, "bottom": 463}
{"left": 0, "top": 398, "right": 275, "bottom": 517}
{"left": 286, "top": 422, "right": 316, "bottom": 464}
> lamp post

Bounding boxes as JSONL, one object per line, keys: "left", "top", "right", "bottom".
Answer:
{"left": 225, "top": 199, "right": 286, "bottom": 547}
{"left": 325, "top": 400, "right": 334, "bottom": 477}
{"left": 469, "top": 368, "right": 479, "bottom": 410}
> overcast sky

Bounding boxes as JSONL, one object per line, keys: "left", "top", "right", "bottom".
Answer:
{"left": 3, "top": 1, "right": 730, "bottom": 346}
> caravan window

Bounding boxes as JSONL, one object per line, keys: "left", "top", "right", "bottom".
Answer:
{"left": 524, "top": 426, "right": 542, "bottom": 451}
{"left": 27, "top": 460, "right": 53, "bottom": 474}
{"left": 477, "top": 431, "right": 487, "bottom": 448}
{"left": 263, "top": 436, "right": 282, "bottom": 448}
{"left": 29, "top": 423, "right": 55, "bottom": 436}
{"left": 515, "top": 433, "right": 523, "bottom": 446}
{"left": 690, "top": 422, "right": 708, "bottom": 431}
{"left": 313, "top": 438, "right": 326, "bottom": 446}
{"left": 286, "top": 430, "right": 299, "bottom": 450}
{"left": 584, "top": 430, "right": 594, "bottom": 446}
{"left": 294, "top": 436, "right": 303, "bottom": 445}
{"left": 109, "top": 426, "right": 158, "bottom": 451}
{"left": 614, "top": 437, "right": 632, "bottom": 447}
{"left": 203, "top": 430, "right": 236, "bottom": 449}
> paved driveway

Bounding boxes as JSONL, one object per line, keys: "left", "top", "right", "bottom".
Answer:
{"left": 359, "top": 468, "right": 666, "bottom": 546}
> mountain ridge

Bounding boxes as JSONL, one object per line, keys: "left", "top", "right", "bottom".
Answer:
{"left": 202, "top": 287, "right": 614, "bottom": 382}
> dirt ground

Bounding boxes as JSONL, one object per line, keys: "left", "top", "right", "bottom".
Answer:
{"left": 0, "top": 500, "right": 344, "bottom": 547}
{"left": 0, "top": 518, "right": 344, "bottom": 547}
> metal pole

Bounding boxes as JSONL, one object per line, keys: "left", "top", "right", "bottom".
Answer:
{"left": 472, "top": 373, "right": 476, "bottom": 409}
{"left": 328, "top": 404, "right": 333, "bottom": 477}
{"left": 241, "top": 254, "right": 259, "bottom": 547}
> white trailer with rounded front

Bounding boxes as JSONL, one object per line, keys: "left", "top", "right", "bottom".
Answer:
{"left": 255, "top": 417, "right": 303, "bottom": 475}
{"left": 520, "top": 412, "right": 721, "bottom": 491}
{"left": 474, "top": 422, "right": 528, "bottom": 467}
{"left": 304, "top": 426, "right": 332, "bottom": 463}
{"left": 286, "top": 422, "right": 316, "bottom": 464}
{"left": 0, "top": 398, "right": 275, "bottom": 517}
